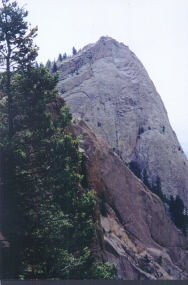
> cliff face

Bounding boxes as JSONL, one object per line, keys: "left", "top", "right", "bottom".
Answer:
{"left": 57, "top": 36, "right": 188, "bottom": 206}
{"left": 72, "top": 120, "right": 188, "bottom": 280}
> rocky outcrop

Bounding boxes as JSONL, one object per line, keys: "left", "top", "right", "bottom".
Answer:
{"left": 71, "top": 120, "right": 188, "bottom": 280}
{"left": 58, "top": 36, "right": 188, "bottom": 207}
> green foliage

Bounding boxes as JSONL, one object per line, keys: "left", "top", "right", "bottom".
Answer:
{"left": 58, "top": 53, "right": 63, "bottom": 62}
{"left": 142, "top": 171, "right": 167, "bottom": 203}
{"left": 129, "top": 161, "right": 141, "bottom": 179}
{"left": 142, "top": 169, "right": 150, "bottom": 189}
{"left": 169, "top": 195, "right": 187, "bottom": 236}
{"left": 138, "top": 126, "right": 144, "bottom": 135}
{"left": 72, "top": 46, "right": 77, "bottom": 56}
{"left": 0, "top": 66, "right": 116, "bottom": 279}
{"left": 142, "top": 170, "right": 187, "bottom": 236}
{"left": 99, "top": 192, "right": 108, "bottom": 217}
{"left": 150, "top": 176, "right": 167, "bottom": 203}
{"left": 156, "top": 256, "right": 162, "bottom": 266}
{"left": 139, "top": 255, "right": 154, "bottom": 275}
{"left": 0, "top": 0, "right": 38, "bottom": 71}
{"left": 52, "top": 61, "right": 58, "bottom": 73}
{"left": 63, "top": 53, "right": 67, "bottom": 60}
{"left": 0, "top": 0, "right": 38, "bottom": 137}
{"left": 0, "top": 2, "right": 116, "bottom": 279}
{"left": 45, "top": 59, "right": 52, "bottom": 70}
{"left": 91, "top": 262, "right": 117, "bottom": 279}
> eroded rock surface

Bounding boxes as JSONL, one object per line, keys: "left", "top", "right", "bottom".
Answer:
{"left": 71, "top": 120, "right": 188, "bottom": 280}
{"left": 58, "top": 36, "right": 188, "bottom": 206}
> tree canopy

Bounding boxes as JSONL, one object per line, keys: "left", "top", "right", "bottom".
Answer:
{"left": 169, "top": 195, "right": 187, "bottom": 236}
{"left": 0, "top": 0, "right": 38, "bottom": 71}
{"left": 0, "top": 1, "right": 116, "bottom": 279}
{"left": 1, "top": 64, "right": 116, "bottom": 281}
{"left": 72, "top": 46, "right": 77, "bottom": 56}
{"left": 0, "top": 0, "right": 38, "bottom": 137}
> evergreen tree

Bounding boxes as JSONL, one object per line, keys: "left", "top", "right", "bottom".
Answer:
{"left": 169, "top": 195, "right": 187, "bottom": 236}
{"left": 0, "top": 1, "right": 37, "bottom": 276}
{"left": 0, "top": 67, "right": 116, "bottom": 279}
{"left": 63, "top": 53, "right": 67, "bottom": 60}
{"left": 142, "top": 174, "right": 167, "bottom": 203}
{"left": 151, "top": 176, "right": 164, "bottom": 201}
{"left": 129, "top": 161, "right": 141, "bottom": 179}
{"left": 0, "top": 1, "right": 116, "bottom": 279}
{"left": 39, "top": 62, "right": 44, "bottom": 68}
{"left": 72, "top": 46, "right": 77, "bottom": 56}
{"left": 52, "top": 61, "right": 58, "bottom": 73}
{"left": 0, "top": 0, "right": 38, "bottom": 137}
{"left": 142, "top": 169, "right": 150, "bottom": 189}
{"left": 45, "top": 59, "right": 52, "bottom": 70}
{"left": 58, "top": 53, "right": 63, "bottom": 62}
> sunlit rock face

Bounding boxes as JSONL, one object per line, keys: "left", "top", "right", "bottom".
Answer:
{"left": 71, "top": 120, "right": 188, "bottom": 280}
{"left": 57, "top": 36, "right": 188, "bottom": 206}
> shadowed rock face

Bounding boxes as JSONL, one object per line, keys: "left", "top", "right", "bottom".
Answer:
{"left": 71, "top": 120, "right": 188, "bottom": 280}
{"left": 58, "top": 36, "right": 188, "bottom": 206}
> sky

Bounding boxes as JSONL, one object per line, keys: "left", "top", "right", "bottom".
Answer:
{"left": 16, "top": 0, "right": 188, "bottom": 154}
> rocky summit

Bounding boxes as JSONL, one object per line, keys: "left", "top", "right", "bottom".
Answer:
{"left": 57, "top": 36, "right": 188, "bottom": 207}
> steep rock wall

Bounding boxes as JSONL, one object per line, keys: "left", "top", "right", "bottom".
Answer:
{"left": 58, "top": 36, "right": 188, "bottom": 206}
{"left": 71, "top": 120, "right": 188, "bottom": 280}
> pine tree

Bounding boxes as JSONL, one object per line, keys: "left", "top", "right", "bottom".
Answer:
{"left": 151, "top": 176, "right": 164, "bottom": 201}
{"left": 63, "top": 53, "right": 67, "bottom": 60}
{"left": 52, "top": 61, "right": 58, "bottom": 73}
{"left": 0, "top": 67, "right": 116, "bottom": 279}
{"left": 58, "top": 53, "right": 63, "bottom": 62}
{"left": 169, "top": 195, "right": 187, "bottom": 236}
{"left": 129, "top": 161, "right": 141, "bottom": 178}
{"left": 0, "top": 0, "right": 38, "bottom": 137}
{"left": 142, "top": 169, "right": 150, "bottom": 189}
{"left": 72, "top": 46, "right": 77, "bottom": 56}
{"left": 45, "top": 59, "right": 52, "bottom": 70}
{"left": 0, "top": 1, "right": 116, "bottom": 279}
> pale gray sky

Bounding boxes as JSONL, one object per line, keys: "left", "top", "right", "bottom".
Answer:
{"left": 16, "top": 0, "right": 188, "bottom": 154}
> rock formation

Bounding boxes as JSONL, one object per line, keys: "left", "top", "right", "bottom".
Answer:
{"left": 57, "top": 36, "right": 188, "bottom": 207}
{"left": 71, "top": 120, "right": 188, "bottom": 280}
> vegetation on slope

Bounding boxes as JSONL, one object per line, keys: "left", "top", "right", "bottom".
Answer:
{"left": 129, "top": 161, "right": 188, "bottom": 236}
{"left": 0, "top": 0, "right": 116, "bottom": 279}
